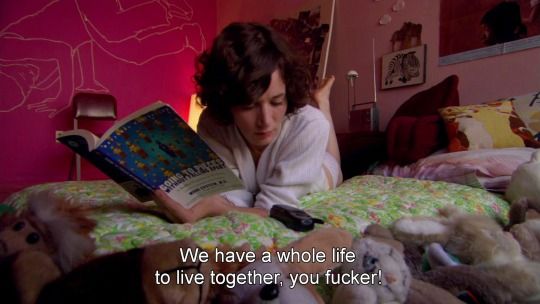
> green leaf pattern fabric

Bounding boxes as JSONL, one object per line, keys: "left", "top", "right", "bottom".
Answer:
{"left": 3, "top": 176, "right": 509, "bottom": 255}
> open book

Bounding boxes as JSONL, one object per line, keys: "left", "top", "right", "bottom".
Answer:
{"left": 57, "top": 102, "right": 243, "bottom": 207}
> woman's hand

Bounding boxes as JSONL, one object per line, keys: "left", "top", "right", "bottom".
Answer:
{"left": 153, "top": 191, "right": 269, "bottom": 223}
{"left": 153, "top": 191, "right": 232, "bottom": 223}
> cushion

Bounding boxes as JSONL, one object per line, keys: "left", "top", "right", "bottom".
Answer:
{"left": 438, "top": 101, "right": 540, "bottom": 152}
{"left": 386, "top": 75, "right": 459, "bottom": 165}
{"left": 392, "top": 75, "right": 460, "bottom": 117}
{"left": 386, "top": 115, "right": 446, "bottom": 165}
{"left": 505, "top": 91, "right": 540, "bottom": 140}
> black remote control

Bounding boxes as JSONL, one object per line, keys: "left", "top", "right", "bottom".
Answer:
{"left": 269, "top": 204, "right": 324, "bottom": 232}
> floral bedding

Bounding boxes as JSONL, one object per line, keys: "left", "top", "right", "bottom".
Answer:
{"left": 3, "top": 175, "right": 509, "bottom": 255}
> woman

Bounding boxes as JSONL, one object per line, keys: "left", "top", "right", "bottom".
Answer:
{"left": 154, "top": 22, "right": 341, "bottom": 223}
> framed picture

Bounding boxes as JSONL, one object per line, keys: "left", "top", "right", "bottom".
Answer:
{"left": 381, "top": 44, "right": 426, "bottom": 90}
{"left": 439, "top": 0, "right": 540, "bottom": 65}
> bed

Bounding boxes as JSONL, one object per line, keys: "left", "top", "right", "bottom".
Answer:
{"left": 4, "top": 175, "right": 508, "bottom": 255}
{"left": 2, "top": 175, "right": 511, "bottom": 302}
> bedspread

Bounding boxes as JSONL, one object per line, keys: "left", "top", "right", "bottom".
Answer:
{"left": 3, "top": 175, "right": 509, "bottom": 256}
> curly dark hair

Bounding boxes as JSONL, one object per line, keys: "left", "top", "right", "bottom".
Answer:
{"left": 194, "top": 22, "right": 312, "bottom": 124}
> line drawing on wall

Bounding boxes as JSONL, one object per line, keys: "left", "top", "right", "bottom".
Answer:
{"left": 0, "top": 0, "right": 206, "bottom": 118}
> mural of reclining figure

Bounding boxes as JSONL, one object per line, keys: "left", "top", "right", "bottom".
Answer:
{"left": 0, "top": 0, "right": 205, "bottom": 118}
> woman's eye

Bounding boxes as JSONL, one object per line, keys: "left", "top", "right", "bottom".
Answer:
{"left": 240, "top": 104, "right": 255, "bottom": 110}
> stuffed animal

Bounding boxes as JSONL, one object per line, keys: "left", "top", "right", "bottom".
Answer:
{"left": 506, "top": 197, "right": 540, "bottom": 263}
{"left": 218, "top": 227, "right": 353, "bottom": 304}
{"left": 345, "top": 224, "right": 467, "bottom": 304}
{"left": 0, "top": 192, "right": 234, "bottom": 304}
{"left": 504, "top": 149, "right": 540, "bottom": 263}
{"left": 506, "top": 149, "right": 540, "bottom": 203}
{"left": 391, "top": 206, "right": 540, "bottom": 303}
{"left": 370, "top": 223, "right": 511, "bottom": 304}
{"left": 0, "top": 191, "right": 96, "bottom": 304}
{"left": 37, "top": 238, "right": 231, "bottom": 304}
{"left": 0, "top": 191, "right": 96, "bottom": 272}
{"left": 332, "top": 223, "right": 414, "bottom": 304}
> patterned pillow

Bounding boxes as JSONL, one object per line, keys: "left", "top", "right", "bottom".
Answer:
{"left": 439, "top": 101, "right": 540, "bottom": 152}
{"left": 506, "top": 91, "right": 540, "bottom": 140}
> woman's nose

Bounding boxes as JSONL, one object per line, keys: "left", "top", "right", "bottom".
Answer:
{"left": 256, "top": 104, "right": 271, "bottom": 127}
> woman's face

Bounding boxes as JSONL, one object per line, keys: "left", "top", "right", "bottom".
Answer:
{"left": 231, "top": 69, "right": 287, "bottom": 155}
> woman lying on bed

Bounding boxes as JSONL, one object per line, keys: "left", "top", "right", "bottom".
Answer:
{"left": 153, "top": 22, "right": 342, "bottom": 223}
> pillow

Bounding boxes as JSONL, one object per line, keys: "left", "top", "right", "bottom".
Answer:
{"left": 505, "top": 91, "right": 540, "bottom": 140}
{"left": 438, "top": 101, "right": 540, "bottom": 152}
{"left": 386, "top": 115, "right": 446, "bottom": 165}
{"left": 386, "top": 75, "right": 459, "bottom": 165}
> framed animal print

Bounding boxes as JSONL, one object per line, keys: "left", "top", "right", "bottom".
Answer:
{"left": 381, "top": 44, "right": 426, "bottom": 90}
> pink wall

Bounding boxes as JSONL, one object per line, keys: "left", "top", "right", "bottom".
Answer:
{"left": 0, "top": 0, "right": 216, "bottom": 196}
{"left": 217, "top": 0, "right": 540, "bottom": 132}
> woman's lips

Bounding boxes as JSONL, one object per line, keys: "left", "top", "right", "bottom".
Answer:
{"left": 255, "top": 130, "right": 273, "bottom": 138}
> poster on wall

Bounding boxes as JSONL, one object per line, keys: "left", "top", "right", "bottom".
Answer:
{"left": 381, "top": 44, "right": 426, "bottom": 90}
{"left": 440, "top": 0, "right": 540, "bottom": 65}
{"left": 269, "top": 0, "right": 335, "bottom": 83}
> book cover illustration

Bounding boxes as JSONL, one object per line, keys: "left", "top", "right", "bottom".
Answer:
{"left": 96, "top": 104, "right": 243, "bottom": 208}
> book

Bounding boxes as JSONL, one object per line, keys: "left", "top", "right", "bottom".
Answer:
{"left": 57, "top": 101, "right": 244, "bottom": 208}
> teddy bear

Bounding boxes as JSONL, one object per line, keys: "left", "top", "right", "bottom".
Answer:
{"left": 217, "top": 227, "right": 353, "bottom": 304}
{"left": 391, "top": 206, "right": 540, "bottom": 303}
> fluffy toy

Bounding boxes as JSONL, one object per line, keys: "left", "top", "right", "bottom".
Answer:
{"left": 0, "top": 191, "right": 96, "bottom": 272}
{"left": 417, "top": 265, "right": 511, "bottom": 304}
{"left": 36, "top": 238, "right": 234, "bottom": 304}
{"left": 332, "top": 224, "right": 412, "bottom": 304}
{"left": 506, "top": 149, "right": 540, "bottom": 203}
{"left": 352, "top": 224, "right": 468, "bottom": 304}
{"left": 391, "top": 206, "right": 540, "bottom": 303}
{"left": 0, "top": 192, "right": 240, "bottom": 304}
{"left": 370, "top": 223, "right": 512, "bottom": 304}
{"left": 218, "top": 227, "right": 353, "bottom": 304}
{"left": 507, "top": 197, "right": 540, "bottom": 263}
{"left": 0, "top": 191, "right": 96, "bottom": 304}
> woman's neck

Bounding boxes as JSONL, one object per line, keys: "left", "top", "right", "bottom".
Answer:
{"left": 249, "top": 146, "right": 264, "bottom": 168}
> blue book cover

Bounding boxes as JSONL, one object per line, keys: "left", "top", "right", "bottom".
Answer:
{"left": 57, "top": 102, "right": 243, "bottom": 207}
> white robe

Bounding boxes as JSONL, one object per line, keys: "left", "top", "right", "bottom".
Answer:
{"left": 197, "top": 105, "right": 331, "bottom": 209}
